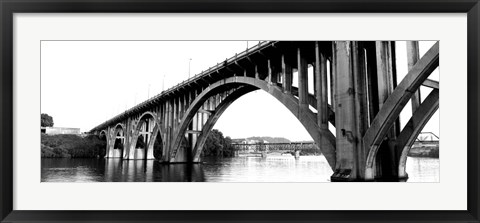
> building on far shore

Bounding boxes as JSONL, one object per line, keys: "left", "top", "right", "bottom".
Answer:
{"left": 41, "top": 127, "right": 80, "bottom": 135}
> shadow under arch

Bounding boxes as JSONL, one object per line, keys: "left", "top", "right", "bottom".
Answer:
{"left": 169, "top": 76, "right": 337, "bottom": 169}
{"left": 152, "top": 129, "right": 164, "bottom": 160}
{"left": 111, "top": 123, "right": 125, "bottom": 158}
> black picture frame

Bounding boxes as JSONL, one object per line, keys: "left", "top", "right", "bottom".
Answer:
{"left": 1, "top": 0, "right": 479, "bottom": 222}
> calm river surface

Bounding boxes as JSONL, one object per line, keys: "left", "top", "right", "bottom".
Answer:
{"left": 41, "top": 156, "right": 439, "bottom": 182}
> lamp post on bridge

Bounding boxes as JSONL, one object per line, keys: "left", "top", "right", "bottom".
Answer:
{"left": 162, "top": 74, "right": 165, "bottom": 92}
{"left": 188, "top": 58, "right": 192, "bottom": 78}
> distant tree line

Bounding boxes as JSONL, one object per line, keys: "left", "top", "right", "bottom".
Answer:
{"left": 149, "top": 129, "right": 236, "bottom": 159}
{"left": 41, "top": 127, "right": 234, "bottom": 159}
{"left": 41, "top": 134, "right": 106, "bottom": 158}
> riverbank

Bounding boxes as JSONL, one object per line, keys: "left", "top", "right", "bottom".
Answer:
{"left": 41, "top": 134, "right": 106, "bottom": 158}
{"left": 408, "top": 143, "right": 439, "bottom": 158}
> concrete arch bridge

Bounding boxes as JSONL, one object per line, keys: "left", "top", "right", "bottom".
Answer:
{"left": 91, "top": 41, "right": 439, "bottom": 181}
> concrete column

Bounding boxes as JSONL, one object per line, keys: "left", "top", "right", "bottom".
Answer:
{"left": 146, "top": 120, "right": 152, "bottom": 147}
{"left": 255, "top": 65, "right": 259, "bottom": 79}
{"left": 162, "top": 103, "right": 167, "bottom": 162}
{"left": 282, "top": 54, "right": 292, "bottom": 93}
{"left": 203, "top": 102, "right": 208, "bottom": 125}
{"left": 166, "top": 100, "right": 173, "bottom": 162}
{"left": 176, "top": 97, "right": 180, "bottom": 126}
{"left": 177, "top": 97, "right": 181, "bottom": 125}
{"left": 352, "top": 42, "right": 369, "bottom": 179}
{"left": 374, "top": 41, "right": 399, "bottom": 179}
{"left": 297, "top": 47, "right": 308, "bottom": 107}
{"left": 182, "top": 95, "right": 186, "bottom": 122}
{"left": 146, "top": 120, "right": 155, "bottom": 160}
{"left": 186, "top": 91, "right": 191, "bottom": 110}
{"left": 183, "top": 94, "right": 188, "bottom": 119}
{"left": 174, "top": 98, "right": 179, "bottom": 128}
{"left": 174, "top": 97, "right": 188, "bottom": 162}
{"left": 275, "top": 66, "right": 281, "bottom": 85}
{"left": 330, "top": 43, "right": 337, "bottom": 113}
{"left": 192, "top": 113, "right": 198, "bottom": 150}
{"left": 128, "top": 119, "right": 136, "bottom": 159}
{"left": 376, "top": 41, "right": 396, "bottom": 109}
{"left": 267, "top": 59, "right": 273, "bottom": 84}
{"left": 122, "top": 121, "right": 129, "bottom": 159}
{"left": 407, "top": 41, "right": 421, "bottom": 113}
{"left": 315, "top": 42, "right": 329, "bottom": 130}
{"left": 106, "top": 127, "right": 112, "bottom": 158}
{"left": 178, "top": 96, "right": 183, "bottom": 123}
{"left": 171, "top": 98, "right": 176, "bottom": 134}
{"left": 210, "top": 96, "right": 215, "bottom": 111}
{"left": 331, "top": 41, "right": 360, "bottom": 181}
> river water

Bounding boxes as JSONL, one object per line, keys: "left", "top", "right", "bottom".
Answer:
{"left": 41, "top": 155, "right": 439, "bottom": 182}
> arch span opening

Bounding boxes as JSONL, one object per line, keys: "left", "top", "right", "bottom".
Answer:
{"left": 130, "top": 112, "right": 158, "bottom": 160}
{"left": 169, "top": 77, "right": 337, "bottom": 168}
{"left": 112, "top": 125, "right": 125, "bottom": 158}
{"left": 201, "top": 89, "right": 334, "bottom": 181}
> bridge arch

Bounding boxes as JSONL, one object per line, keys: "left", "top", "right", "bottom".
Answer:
{"left": 127, "top": 111, "right": 163, "bottom": 160}
{"left": 363, "top": 42, "right": 439, "bottom": 180}
{"left": 396, "top": 89, "right": 439, "bottom": 179}
{"left": 169, "top": 76, "right": 336, "bottom": 168}
{"left": 99, "top": 129, "right": 107, "bottom": 139}
{"left": 98, "top": 130, "right": 108, "bottom": 156}
{"left": 191, "top": 85, "right": 257, "bottom": 161}
{"left": 113, "top": 123, "right": 126, "bottom": 133}
{"left": 108, "top": 123, "right": 125, "bottom": 158}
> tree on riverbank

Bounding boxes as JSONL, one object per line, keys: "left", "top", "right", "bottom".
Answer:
{"left": 201, "top": 129, "right": 235, "bottom": 157}
{"left": 41, "top": 134, "right": 106, "bottom": 158}
{"left": 41, "top": 113, "right": 54, "bottom": 127}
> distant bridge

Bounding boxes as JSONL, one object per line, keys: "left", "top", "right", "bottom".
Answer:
{"left": 91, "top": 41, "right": 439, "bottom": 181}
{"left": 231, "top": 142, "right": 317, "bottom": 152}
{"left": 231, "top": 142, "right": 318, "bottom": 158}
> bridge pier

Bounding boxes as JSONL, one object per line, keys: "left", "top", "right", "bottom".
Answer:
{"left": 371, "top": 41, "right": 400, "bottom": 181}
{"left": 330, "top": 41, "right": 368, "bottom": 181}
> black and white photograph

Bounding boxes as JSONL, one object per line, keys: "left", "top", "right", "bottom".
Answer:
{"left": 40, "top": 40, "right": 439, "bottom": 182}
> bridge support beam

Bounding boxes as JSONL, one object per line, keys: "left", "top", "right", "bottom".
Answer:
{"left": 315, "top": 41, "right": 329, "bottom": 130}
{"left": 330, "top": 41, "right": 369, "bottom": 181}
{"left": 282, "top": 54, "right": 293, "bottom": 94}
{"left": 298, "top": 47, "right": 309, "bottom": 108}
{"left": 373, "top": 41, "right": 400, "bottom": 180}
{"left": 407, "top": 41, "right": 421, "bottom": 113}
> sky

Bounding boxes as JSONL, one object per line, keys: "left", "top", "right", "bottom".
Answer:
{"left": 40, "top": 41, "right": 439, "bottom": 141}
